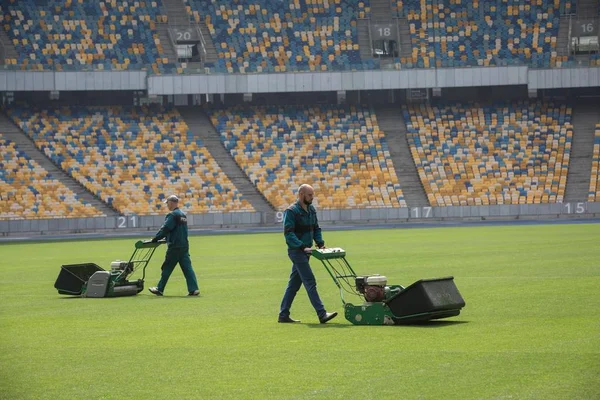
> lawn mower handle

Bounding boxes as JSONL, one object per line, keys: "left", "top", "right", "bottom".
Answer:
{"left": 136, "top": 239, "right": 166, "bottom": 249}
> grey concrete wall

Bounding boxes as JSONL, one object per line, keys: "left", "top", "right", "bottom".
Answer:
{"left": 1, "top": 203, "right": 598, "bottom": 236}
{"left": 2, "top": 66, "right": 599, "bottom": 93}
{"left": 528, "top": 67, "right": 600, "bottom": 89}
{"left": 0, "top": 70, "right": 147, "bottom": 91}
{"left": 148, "top": 66, "right": 530, "bottom": 95}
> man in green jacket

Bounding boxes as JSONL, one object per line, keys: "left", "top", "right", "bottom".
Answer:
{"left": 278, "top": 184, "right": 337, "bottom": 324}
{"left": 149, "top": 195, "right": 200, "bottom": 296}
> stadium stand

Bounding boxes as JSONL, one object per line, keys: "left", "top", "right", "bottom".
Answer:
{"left": 6, "top": 105, "right": 254, "bottom": 215}
{"left": 0, "top": 133, "right": 104, "bottom": 219}
{"left": 0, "top": 0, "right": 170, "bottom": 73}
{"left": 404, "top": 102, "right": 573, "bottom": 206}
{"left": 207, "top": 104, "right": 407, "bottom": 210}
{"left": 397, "top": 0, "right": 575, "bottom": 68}
{"left": 0, "top": 0, "right": 584, "bottom": 72}
{"left": 183, "top": 0, "right": 374, "bottom": 73}
{"left": 589, "top": 124, "right": 600, "bottom": 201}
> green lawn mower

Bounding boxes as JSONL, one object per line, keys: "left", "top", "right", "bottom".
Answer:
{"left": 312, "top": 247, "right": 466, "bottom": 325}
{"left": 54, "top": 240, "right": 164, "bottom": 298}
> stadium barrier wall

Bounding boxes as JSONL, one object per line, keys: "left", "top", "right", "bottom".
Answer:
{"left": 1, "top": 203, "right": 598, "bottom": 237}
{"left": 0, "top": 70, "right": 147, "bottom": 91}
{"left": 149, "top": 66, "right": 600, "bottom": 93}
{"left": 148, "top": 66, "right": 529, "bottom": 94}
{"left": 2, "top": 67, "right": 600, "bottom": 93}
{"left": 528, "top": 67, "right": 600, "bottom": 89}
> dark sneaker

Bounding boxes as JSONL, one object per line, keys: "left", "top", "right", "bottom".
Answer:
{"left": 188, "top": 290, "right": 200, "bottom": 296}
{"left": 319, "top": 312, "right": 338, "bottom": 324}
{"left": 148, "top": 287, "right": 163, "bottom": 296}
{"left": 278, "top": 316, "right": 301, "bottom": 323}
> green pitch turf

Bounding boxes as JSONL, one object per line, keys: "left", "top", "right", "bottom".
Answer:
{"left": 0, "top": 223, "right": 599, "bottom": 399}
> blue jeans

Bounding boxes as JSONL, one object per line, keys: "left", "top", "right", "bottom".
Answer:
{"left": 156, "top": 247, "right": 199, "bottom": 294}
{"left": 279, "top": 248, "right": 326, "bottom": 319}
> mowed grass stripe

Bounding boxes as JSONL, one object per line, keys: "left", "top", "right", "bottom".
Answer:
{"left": 0, "top": 224, "right": 598, "bottom": 399}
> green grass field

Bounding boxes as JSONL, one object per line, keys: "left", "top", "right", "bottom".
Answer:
{"left": 1, "top": 223, "right": 599, "bottom": 399}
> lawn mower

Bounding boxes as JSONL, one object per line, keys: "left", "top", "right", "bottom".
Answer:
{"left": 312, "top": 247, "right": 465, "bottom": 325}
{"left": 54, "top": 239, "right": 164, "bottom": 298}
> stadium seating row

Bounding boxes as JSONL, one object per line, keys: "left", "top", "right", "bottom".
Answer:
{"left": 2, "top": 103, "right": 598, "bottom": 220}
{"left": 1, "top": 0, "right": 170, "bottom": 73}
{"left": 6, "top": 105, "right": 254, "bottom": 215}
{"left": 207, "top": 104, "right": 407, "bottom": 210}
{"left": 184, "top": 0, "right": 372, "bottom": 73}
{"left": 404, "top": 102, "right": 573, "bottom": 206}
{"left": 397, "top": 0, "right": 576, "bottom": 68}
{"left": 0, "top": 133, "right": 104, "bottom": 219}
{"left": 1, "top": 0, "right": 587, "bottom": 72}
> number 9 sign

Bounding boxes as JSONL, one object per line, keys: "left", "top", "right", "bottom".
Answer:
{"left": 275, "top": 211, "right": 284, "bottom": 223}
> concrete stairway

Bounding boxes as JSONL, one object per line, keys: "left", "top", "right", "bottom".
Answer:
{"left": 367, "top": 0, "right": 401, "bottom": 64}
{"left": 557, "top": 17, "right": 571, "bottom": 58}
{"left": 577, "top": 0, "right": 599, "bottom": 16}
{"left": 397, "top": 18, "right": 412, "bottom": 60}
{"left": 370, "top": 0, "right": 393, "bottom": 21}
{"left": 0, "top": 28, "right": 18, "bottom": 64}
{"left": 357, "top": 19, "right": 373, "bottom": 60}
{"left": 160, "top": 0, "right": 218, "bottom": 66}
{"left": 197, "top": 22, "right": 218, "bottom": 65}
{"left": 157, "top": 0, "right": 190, "bottom": 63}
{"left": 156, "top": 24, "right": 178, "bottom": 63}
{"left": 161, "top": 0, "right": 190, "bottom": 25}
{"left": 0, "top": 113, "right": 117, "bottom": 216}
{"left": 565, "top": 104, "right": 600, "bottom": 202}
{"left": 375, "top": 108, "right": 429, "bottom": 206}
{"left": 177, "top": 107, "right": 275, "bottom": 219}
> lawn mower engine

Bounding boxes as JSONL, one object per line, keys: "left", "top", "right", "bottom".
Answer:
{"left": 98, "top": 259, "right": 140, "bottom": 297}
{"left": 356, "top": 275, "right": 391, "bottom": 302}
{"left": 111, "top": 260, "right": 134, "bottom": 275}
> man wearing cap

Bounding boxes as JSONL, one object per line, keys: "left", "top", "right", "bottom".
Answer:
{"left": 148, "top": 195, "right": 200, "bottom": 296}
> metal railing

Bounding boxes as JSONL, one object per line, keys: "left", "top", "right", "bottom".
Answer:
{"left": 568, "top": 14, "right": 573, "bottom": 54}
{"left": 0, "top": 63, "right": 151, "bottom": 72}
{"left": 367, "top": 19, "right": 373, "bottom": 57}
{"left": 166, "top": 27, "right": 178, "bottom": 60}
{"left": 395, "top": 17, "right": 402, "bottom": 58}
{"left": 195, "top": 25, "right": 208, "bottom": 63}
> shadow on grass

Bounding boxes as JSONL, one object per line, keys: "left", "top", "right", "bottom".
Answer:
{"left": 302, "top": 320, "right": 469, "bottom": 328}
{"left": 400, "top": 320, "right": 469, "bottom": 328}
{"left": 57, "top": 294, "right": 200, "bottom": 299}
{"left": 304, "top": 323, "right": 354, "bottom": 328}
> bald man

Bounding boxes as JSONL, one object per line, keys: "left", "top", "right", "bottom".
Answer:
{"left": 278, "top": 184, "right": 337, "bottom": 324}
